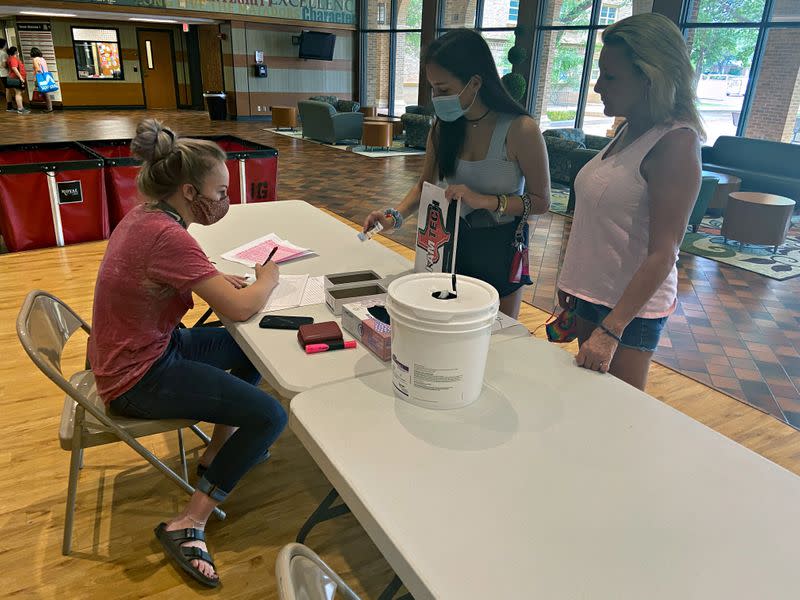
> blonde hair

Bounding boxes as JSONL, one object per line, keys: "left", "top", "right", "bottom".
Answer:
{"left": 130, "top": 119, "right": 226, "bottom": 207}
{"left": 602, "top": 13, "right": 706, "bottom": 141}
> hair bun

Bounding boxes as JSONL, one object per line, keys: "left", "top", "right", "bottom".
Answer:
{"left": 130, "top": 119, "right": 177, "bottom": 163}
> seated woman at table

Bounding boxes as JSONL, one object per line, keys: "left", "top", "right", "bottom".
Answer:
{"left": 88, "top": 119, "right": 287, "bottom": 587}
{"left": 557, "top": 13, "right": 703, "bottom": 390}
{"left": 363, "top": 29, "right": 550, "bottom": 319}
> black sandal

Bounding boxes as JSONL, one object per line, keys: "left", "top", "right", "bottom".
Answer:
{"left": 154, "top": 522, "right": 220, "bottom": 588}
{"left": 196, "top": 449, "right": 271, "bottom": 478}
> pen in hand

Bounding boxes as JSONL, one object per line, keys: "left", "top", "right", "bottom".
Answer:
{"left": 262, "top": 246, "right": 278, "bottom": 266}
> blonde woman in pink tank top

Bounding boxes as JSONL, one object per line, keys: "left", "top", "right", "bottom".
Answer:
{"left": 557, "top": 13, "right": 704, "bottom": 390}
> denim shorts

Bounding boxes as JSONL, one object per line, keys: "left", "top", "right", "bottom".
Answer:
{"left": 574, "top": 298, "right": 667, "bottom": 352}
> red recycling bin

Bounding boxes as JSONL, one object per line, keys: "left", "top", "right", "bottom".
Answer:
{"left": 79, "top": 136, "right": 278, "bottom": 231}
{"left": 78, "top": 139, "right": 140, "bottom": 230}
{"left": 0, "top": 143, "right": 108, "bottom": 252}
{"left": 200, "top": 136, "right": 279, "bottom": 205}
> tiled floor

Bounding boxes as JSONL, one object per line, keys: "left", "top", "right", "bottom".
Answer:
{"left": 2, "top": 109, "right": 799, "bottom": 428}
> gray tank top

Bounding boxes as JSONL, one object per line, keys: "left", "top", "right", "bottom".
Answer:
{"left": 443, "top": 113, "right": 525, "bottom": 225}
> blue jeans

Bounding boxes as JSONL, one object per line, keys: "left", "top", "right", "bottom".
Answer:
{"left": 110, "top": 327, "right": 287, "bottom": 502}
{"left": 574, "top": 298, "right": 667, "bottom": 352}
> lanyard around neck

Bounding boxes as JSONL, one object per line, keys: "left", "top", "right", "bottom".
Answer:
{"left": 156, "top": 201, "right": 187, "bottom": 229}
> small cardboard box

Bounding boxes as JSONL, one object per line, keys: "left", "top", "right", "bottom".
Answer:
{"left": 342, "top": 299, "right": 392, "bottom": 361}
{"left": 324, "top": 270, "right": 382, "bottom": 290}
{"left": 325, "top": 282, "right": 387, "bottom": 316}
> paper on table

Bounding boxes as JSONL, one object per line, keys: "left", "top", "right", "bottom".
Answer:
{"left": 299, "top": 276, "right": 325, "bottom": 307}
{"left": 222, "top": 233, "right": 314, "bottom": 268}
{"left": 262, "top": 274, "right": 309, "bottom": 312}
{"left": 492, "top": 312, "right": 525, "bottom": 332}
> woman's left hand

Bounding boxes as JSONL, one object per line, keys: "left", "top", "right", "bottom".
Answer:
{"left": 575, "top": 328, "right": 618, "bottom": 374}
{"left": 223, "top": 274, "right": 249, "bottom": 289}
{"left": 444, "top": 184, "right": 490, "bottom": 210}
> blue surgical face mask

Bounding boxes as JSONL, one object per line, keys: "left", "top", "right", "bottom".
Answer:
{"left": 432, "top": 79, "right": 477, "bottom": 122}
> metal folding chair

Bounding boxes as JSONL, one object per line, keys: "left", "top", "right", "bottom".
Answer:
{"left": 276, "top": 543, "right": 361, "bottom": 600}
{"left": 16, "top": 290, "right": 225, "bottom": 556}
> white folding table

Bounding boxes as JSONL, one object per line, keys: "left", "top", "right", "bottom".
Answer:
{"left": 291, "top": 335, "right": 800, "bottom": 600}
{"left": 190, "top": 201, "right": 530, "bottom": 398}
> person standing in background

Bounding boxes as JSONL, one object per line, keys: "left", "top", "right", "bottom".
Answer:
{"left": 6, "top": 46, "right": 30, "bottom": 115}
{"left": 0, "top": 38, "right": 12, "bottom": 112}
{"left": 31, "top": 47, "right": 53, "bottom": 113}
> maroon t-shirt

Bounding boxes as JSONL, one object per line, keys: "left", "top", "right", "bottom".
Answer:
{"left": 88, "top": 205, "right": 218, "bottom": 403}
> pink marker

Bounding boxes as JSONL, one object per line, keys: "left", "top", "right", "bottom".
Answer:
{"left": 305, "top": 340, "right": 357, "bottom": 354}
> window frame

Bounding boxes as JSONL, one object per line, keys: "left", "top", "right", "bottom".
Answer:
{"left": 360, "top": 0, "right": 423, "bottom": 114}
{"left": 679, "top": 0, "right": 800, "bottom": 139}
{"left": 70, "top": 26, "right": 125, "bottom": 81}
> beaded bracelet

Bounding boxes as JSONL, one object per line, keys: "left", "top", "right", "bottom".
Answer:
{"left": 598, "top": 322, "right": 623, "bottom": 343}
{"left": 384, "top": 208, "right": 404, "bottom": 229}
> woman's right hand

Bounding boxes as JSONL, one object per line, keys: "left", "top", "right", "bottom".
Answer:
{"left": 363, "top": 210, "right": 395, "bottom": 233}
{"left": 254, "top": 261, "right": 279, "bottom": 289}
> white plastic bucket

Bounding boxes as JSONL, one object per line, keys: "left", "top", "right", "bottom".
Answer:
{"left": 386, "top": 273, "right": 499, "bottom": 409}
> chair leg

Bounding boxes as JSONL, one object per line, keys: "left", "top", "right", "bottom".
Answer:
{"left": 189, "top": 424, "right": 211, "bottom": 446}
{"left": 63, "top": 406, "right": 85, "bottom": 555}
{"left": 177, "top": 429, "right": 189, "bottom": 483}
{"left": 78, "top": 448, "right": 84, "bottom": 470}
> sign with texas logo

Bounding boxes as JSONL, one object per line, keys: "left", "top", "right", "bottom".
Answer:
{"left": 414, "top": 182, "right": 461, "bottom": 273}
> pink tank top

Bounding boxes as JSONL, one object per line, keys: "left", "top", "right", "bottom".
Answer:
{"left": 558, "top": 122, "right": 695, "bottom": 319}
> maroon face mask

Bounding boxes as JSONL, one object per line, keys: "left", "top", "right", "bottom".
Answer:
{"left": 190, "top": 188, "right": 229, "bottom": 225}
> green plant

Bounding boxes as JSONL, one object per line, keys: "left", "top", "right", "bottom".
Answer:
{"left": 546, "top": 110, "right": 577, "bottom": 121}
{"left": 502, "top": 73, "right": 527, "bottom": 102}
{"left": 507, "top": 45, "right": 528, "bottom": 66}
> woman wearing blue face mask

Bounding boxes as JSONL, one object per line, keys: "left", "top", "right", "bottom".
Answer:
{"left": 363, "top": 28, "right": 550, "bottom": 318}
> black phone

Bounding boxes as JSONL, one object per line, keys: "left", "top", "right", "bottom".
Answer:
{"left": 259, "top": 315, "right": 314, "bottom": 330}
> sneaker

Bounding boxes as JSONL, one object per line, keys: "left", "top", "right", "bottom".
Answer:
{"left": 17, "top": 109, "right": 31, "bottom": 115}
{"left": 6, "top": 108, "right": 15, "bottom": 113}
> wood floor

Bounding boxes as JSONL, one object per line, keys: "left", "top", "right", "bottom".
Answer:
{"left": 2, "top": 111, "right": 800, "bottom": 598}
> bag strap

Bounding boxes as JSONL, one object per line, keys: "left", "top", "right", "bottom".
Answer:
{"left": 512, "top": 193, "right": 531, "bottom": 248}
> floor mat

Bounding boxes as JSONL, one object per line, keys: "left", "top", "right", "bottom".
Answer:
{"left": 265, "top": 128, "right": 425, "bottom": 158}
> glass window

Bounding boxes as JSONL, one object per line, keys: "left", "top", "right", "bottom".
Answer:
{"left": 598, "top": 6, "right": 617, "bottom": 25}
{"left": 533, "top": 29, "right": 590, "bottom": 129}
{"left": 364, "top": 33, "right": 391, "bottom": 110}
{"left": 394, "top": 31, "right": 421, "bottom": 114}
{"left": 481, "top": 30, "right": 516, "bottom": 76}
{"left": 509, "top": 0, "right": 519, "bottom": 24}
{"left": 71, "top": 27, "right": 123, "bottom": 80}
{"left": 396, "top": 0, "right": 423, "bottom": 30}
{"left": 685, "top": 0, "right": 767, "bottom": 24}
{"left": 771, "top": 0, "right": 800, "bottom": 22}
{"left": 481, "top": 0, "right": 515, "bottom": 28}
{"left": 685, "top": 27, "right": 758, "bottom": 144}
{"left": 540, "top": 0, "right": 593, "bottom": 27}
{"left": 581, "top": 31, "right": 616, "bottom": 137}
{"left": 744, "top": 27, "right": 800, "bottom": 144}
{"left": 440, "top": 0, "right": 477, "bottom": 28}
{"left": 365, "top": 0, "right": 392, "bottom": 29}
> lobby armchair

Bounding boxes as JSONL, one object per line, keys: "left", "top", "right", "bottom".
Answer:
{"left": 298, "top": 100, "right": 363, "bottom": 145}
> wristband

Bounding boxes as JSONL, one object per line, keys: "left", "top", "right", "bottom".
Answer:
{"left": 384, "top": 208, "right": 404, "bottom": 229}
{"left": 598, "top": 322, "right": 623, "bottom": 343}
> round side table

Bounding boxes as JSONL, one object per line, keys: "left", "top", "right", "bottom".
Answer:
{"left": 362, "top": 122, "right": 393, "bottom": 151}
{"left": 702, "top": 170, "right": 742, "bottom": 216}
{"left": 721, "top": 191, "right": 796, "bottom": 253}
{"left": 270, "top": 106, "right": 298, "bottom": 131}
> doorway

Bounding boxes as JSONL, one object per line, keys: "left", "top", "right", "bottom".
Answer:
{"left": 137, "top": 29, "right": 177, "bottom": 110}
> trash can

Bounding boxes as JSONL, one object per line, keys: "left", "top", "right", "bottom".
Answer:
{"left": 197, "top": 135, "right": 279, "bottom": 204}
{"left": 0, "top": 142, "right": 108, "bottom": 252}
{"left": 203, "top": 92, "right": 227, "bottom": 121}
{"left": 78, "top": 139, "right": 139, "bottom": 230}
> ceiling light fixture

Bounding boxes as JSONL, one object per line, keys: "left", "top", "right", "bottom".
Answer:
{"left": 20, "top": 11, "right": 78, "bottom": 17}
{"left": 129, "top": 17, "right": 178, "bottom": 23}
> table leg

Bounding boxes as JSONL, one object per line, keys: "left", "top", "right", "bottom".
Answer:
{"left": 296, "top": 487, "right": 351, "bottom": 543}
{"left": 378, "top": 575, "right": 413, "bottom": 600}
{"left": 192, "top": 307, "right": 222, "bottom": 328}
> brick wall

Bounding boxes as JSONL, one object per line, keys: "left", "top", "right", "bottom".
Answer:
{"left": 745, "top": 28, "right": 800, "bottom": 143}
